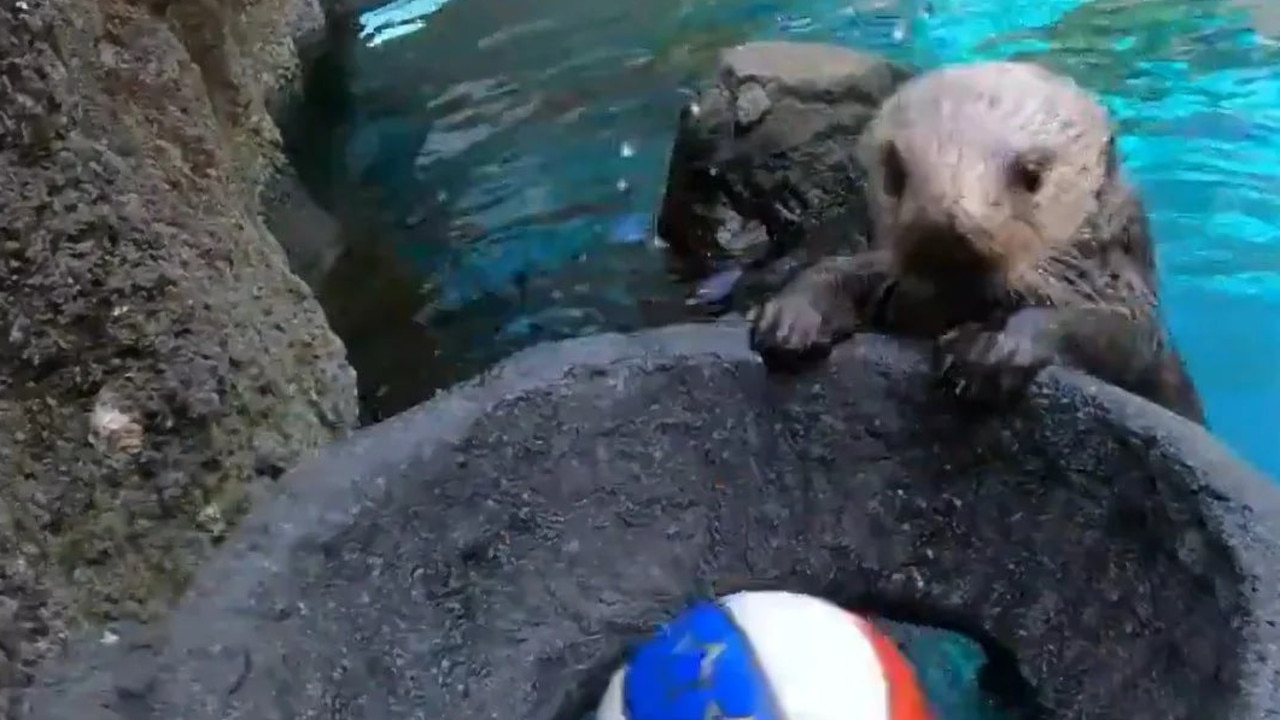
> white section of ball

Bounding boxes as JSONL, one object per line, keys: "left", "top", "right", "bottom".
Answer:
{"left": 721, "top": 590, "right": 891, "bottom": 720}
{"left": 597, "top": 666, "right": 626, "bottom": 720}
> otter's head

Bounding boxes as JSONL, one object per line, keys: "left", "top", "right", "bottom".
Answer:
{"left": 857, "top": 61, "right": 1119, "bottom": 296}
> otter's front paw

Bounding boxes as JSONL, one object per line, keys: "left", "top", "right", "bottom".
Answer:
{"left": 748, "top": 293, "right": 839, "bottom": 372}
{"left": 933, "top": 323, "right": 1053, "bottom": 407}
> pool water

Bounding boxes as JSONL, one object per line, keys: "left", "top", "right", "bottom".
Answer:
{"left": 324, "top": 0, "right": 1280, "bottom": 478}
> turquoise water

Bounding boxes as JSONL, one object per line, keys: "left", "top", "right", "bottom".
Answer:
{"left": 335, "top": 0, "right": 1280, "bottom": 476}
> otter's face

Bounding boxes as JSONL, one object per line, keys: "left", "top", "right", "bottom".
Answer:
{"left": 869, "top": 136, "right": 1085, "bottom": 291}
{"left": 858, "top": 62, "right": 1118, "bottom": 297}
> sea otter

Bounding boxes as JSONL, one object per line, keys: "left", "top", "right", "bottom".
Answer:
{"left": 748, "top": 60, "right": 1206, "bottom": 425}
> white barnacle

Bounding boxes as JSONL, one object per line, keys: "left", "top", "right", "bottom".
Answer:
{"left": 89, "top": 394, "right": 145, "bottom": 455}
{"left": 197, "top": 502, "right": 227, "bottom": 537}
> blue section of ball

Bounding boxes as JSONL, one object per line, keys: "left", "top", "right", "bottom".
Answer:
{"left": 622, "top": 600, "right": 780, "bottom": 720}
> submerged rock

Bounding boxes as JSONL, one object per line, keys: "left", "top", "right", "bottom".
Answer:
{"left": 0, "top": 0, "right": 357, "bottom": 707}
{"left": 655, "top": 41, "right": 913, "bottom": 302}
{"left": 19, "top": 323, "right": 1280, "bottom": 720}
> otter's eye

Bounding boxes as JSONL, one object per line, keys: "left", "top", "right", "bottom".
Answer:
{"left": 1012, "top": 163, "right": 1043, "bottom": 193}
{"left": 882, "top": 142, "right": 907, "bottom": 198}
{"left": 1009, "top": 148, "right": 1053, "bottom": 194}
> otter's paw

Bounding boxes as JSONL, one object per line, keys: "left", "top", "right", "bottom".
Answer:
{"left": 933, "top": 323, "right": 1053, "bottom": 407}
{"left": 748, "top": 293, "right": 837, "bottom": 372}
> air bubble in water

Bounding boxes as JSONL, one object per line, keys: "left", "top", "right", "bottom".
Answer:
{"left": 619, "top": 141, "right": 636, "bottom": 158}
{"left": 892, "top": 20, "right": 907, "bottom": 42}
{"left": 616, "top": 178, "right": 630, "bottom": 193}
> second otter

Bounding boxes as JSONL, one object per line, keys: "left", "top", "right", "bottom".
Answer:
{"left": 748, "top": 60, "right": 1206, "bottom": 425}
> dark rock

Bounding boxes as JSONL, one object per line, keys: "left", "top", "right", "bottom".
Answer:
{"left": 655, "top": 41, "right": 914, "bottom": 299}
{"left": 0, "top": 0, "right": 357, "bottom": 710}
{"left": 18, "top": 322, "right": 1280, "bottom": 720}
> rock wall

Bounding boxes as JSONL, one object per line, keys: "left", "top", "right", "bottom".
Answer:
{"left": 0, "top": 0, "right": 358, "bottom": 708}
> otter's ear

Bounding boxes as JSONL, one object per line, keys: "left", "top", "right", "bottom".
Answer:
{"left": 881, "top": 142, "right": 907, "bottom": 198}
{"left": 1008, "top": 147, "right": 1055, "bottom": 194}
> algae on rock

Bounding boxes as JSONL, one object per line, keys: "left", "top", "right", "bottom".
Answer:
{"left": 0, "top": 0, "right": 357, "bottom": 703}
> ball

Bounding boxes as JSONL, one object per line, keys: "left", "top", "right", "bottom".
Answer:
{"left": 597, "top": 590, "right": 933, "bottom": 720}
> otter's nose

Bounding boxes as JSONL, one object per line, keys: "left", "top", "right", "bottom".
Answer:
{"left": 901, "top": 220, "right": 1000, "bottom": 280}
{"left": 932, "top": 222, "right": 991, "bottom": 262}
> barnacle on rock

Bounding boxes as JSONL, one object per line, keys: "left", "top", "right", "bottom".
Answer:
{"left": 88, "top": 393, "right": 145, "bottom": 455}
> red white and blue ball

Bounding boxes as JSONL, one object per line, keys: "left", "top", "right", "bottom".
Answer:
{"left": 597, "top": 590, "right": 933, "bottom": 720}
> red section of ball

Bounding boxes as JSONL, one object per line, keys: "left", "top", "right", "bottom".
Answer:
{"left": 852, "top": 616, "right": 935, "bottom": 720}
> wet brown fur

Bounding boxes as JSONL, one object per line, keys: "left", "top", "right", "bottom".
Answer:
{"left": 749, "top": 61, "right": 1206, "bottom": 424}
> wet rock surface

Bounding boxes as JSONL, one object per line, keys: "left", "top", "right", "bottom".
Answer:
{"left": 18, "top": 323, "right": 1280, "bottom": 720}
{"left": 0, "top": 0, "right": 357, "bottom": 710}
{"left": 656, "top": 41, "right": 913, "bottom": 299}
